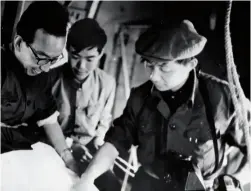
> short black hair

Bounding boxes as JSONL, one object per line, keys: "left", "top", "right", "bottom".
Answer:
{"left": 67, "top": 18, "right": 107, "bottom": 54}
{"left": 16, "top": 1, "right": 69, "bottom": 44}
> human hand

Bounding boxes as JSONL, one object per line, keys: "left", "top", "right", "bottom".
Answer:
{"left": 61, "top": 149, "right": 81, "bottom": 176}
{"left": 71, "top": 173, "right": 98, "bottom": 191}
{"left": 93, "top": 137, "right": 105, "bottom": 150}
{"left": 65, "top": 157, "right": 81, "bottom": 176}
{"left": 213, "top": 175, "right": 242, "bottom": 191}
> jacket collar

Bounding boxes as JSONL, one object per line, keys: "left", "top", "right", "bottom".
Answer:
{"left": 149, "top": 69, "right": 199, "bottom": 119}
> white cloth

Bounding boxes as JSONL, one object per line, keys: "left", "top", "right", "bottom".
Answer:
{"left": 1, "top": 142, "right": 79, "bottom": 191}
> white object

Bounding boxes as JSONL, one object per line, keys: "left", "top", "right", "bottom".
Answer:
{"left": 1, "top": 142, "right": 79, "bottom": 191}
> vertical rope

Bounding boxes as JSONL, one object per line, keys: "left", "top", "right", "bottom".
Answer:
{"left": 224, "top": 0, "right": 250, "bottom": 168}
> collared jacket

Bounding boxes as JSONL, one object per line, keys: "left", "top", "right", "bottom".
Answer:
{"left": 1, "top": 46, "right": 58, "bottom": 128}
{"left": 105, "top": 69, "right": 250, "bottom": 186}
{"left": 52, "top": 64, "right": 116, "bottom": 144}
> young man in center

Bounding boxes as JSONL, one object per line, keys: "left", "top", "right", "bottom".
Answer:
{"left": 52, "top": 18, "right": 119, "bottom": 190}
{"left": 53, "top": 18, "right": 116, "bottom": 152}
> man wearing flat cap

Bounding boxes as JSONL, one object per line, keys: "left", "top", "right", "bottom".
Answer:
{"left": 72, "top": 20, "right": 250, "bottom": 191}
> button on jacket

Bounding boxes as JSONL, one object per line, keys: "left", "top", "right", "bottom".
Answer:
{"left": 52, "top": 64, "right": 116, "bottom": 143}
{"left": 105, "top": 69, "right": 249, "bottom": 185}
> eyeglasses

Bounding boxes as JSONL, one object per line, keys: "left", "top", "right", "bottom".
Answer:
{"left": 27, "top": 43, "right": 64, "bottom": 66}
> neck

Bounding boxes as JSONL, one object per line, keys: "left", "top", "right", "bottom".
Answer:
{"left": 74, "top": 75, "right": 89, "bottom": 84}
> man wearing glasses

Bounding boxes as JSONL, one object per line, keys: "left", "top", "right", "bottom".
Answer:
{"left": 26, "top": 43, "right": 64, "bottom": 73}
{"left": 1, "top": 1, "right": 80, "bottom": 175}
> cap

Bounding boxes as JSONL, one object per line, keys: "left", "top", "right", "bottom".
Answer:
{"left": 135, "top": 20, "right": 207, "bottom": 62}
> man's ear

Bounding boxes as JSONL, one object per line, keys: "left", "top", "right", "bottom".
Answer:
{"left": 13, "top": 35, "right": 23, "bottom": 52}
{"left": 188, "top": 58, "right": 198, "bottom": 69}
{"left": 98, "top": 49, "right": 104, "bottom": 58}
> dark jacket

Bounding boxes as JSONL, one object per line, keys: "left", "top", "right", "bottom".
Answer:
{"left": 1, "top": 46, "right": 57, "bottom": 127}
{"left": 105, "top": 69, "right": 249, "bottom": 186}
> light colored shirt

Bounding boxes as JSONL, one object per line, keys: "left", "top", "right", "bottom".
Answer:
{"left": 52, "top": 66, "right": 116, "bottom": 145}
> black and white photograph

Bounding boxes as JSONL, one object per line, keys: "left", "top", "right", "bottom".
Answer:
{"left": 1, "top": 1, "right": 250, "bottom": 191}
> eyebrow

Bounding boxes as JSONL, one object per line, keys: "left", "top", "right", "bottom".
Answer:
{"left": 86, "top": 55, "right": 95, "bottom": 59}
{"left": 72, "top": 52, "right": 96, "bottom": 59}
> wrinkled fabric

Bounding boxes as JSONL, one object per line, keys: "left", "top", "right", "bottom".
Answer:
{"left": 1, "top": 46, "right": 59, "bottom": 153}
{"left": 1, "top": 142, "right": 79, "bottom": 191}
{"left": 52, "top": 64, "right": 116, "bottom": 144}
{"left": 1, "top": 46, "right": 57, "bottom": 126}
{"left": 105, "top": 69, "right": 249, "bottom": 186}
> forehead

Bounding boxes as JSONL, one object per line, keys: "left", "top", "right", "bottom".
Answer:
{"left": 31, "top": 29, "right": 66, "bottom": 57}
{"left": 69, "top": 46, "right": 100, "bottom": 57}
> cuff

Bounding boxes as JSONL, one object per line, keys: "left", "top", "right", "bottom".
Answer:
{"left": 96, "top": 125, "right": 109, "bottom": 138}
{"left": 37, "top": 111, "right": 59, "bottom": 127}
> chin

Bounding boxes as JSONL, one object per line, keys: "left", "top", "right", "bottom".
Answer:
{"left": 76, "top": 74, "right": 88, "bottom": 81}
{"left": 153, "top": 83, "right": 168, "bottom": 91}
{"left": 155, "top": 86, "right": 168, "bottom": 91}
{"left": 26, "top": 68, "right": 42, "bottom": 76}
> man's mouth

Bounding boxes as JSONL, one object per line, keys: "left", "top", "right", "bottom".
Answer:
{"left": 73, "top": 69, "right": 88, "bottom": 75}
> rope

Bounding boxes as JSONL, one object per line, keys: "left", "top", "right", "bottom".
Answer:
{"left": 224, "top": 0, "right": 250, "bottom": 168}
{"left": 198, "top": 70, "right": 229, "bottom": 86}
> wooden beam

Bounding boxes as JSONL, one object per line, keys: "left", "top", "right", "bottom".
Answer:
{"left": 120, "top": 30, "right": 130, "bottom": 100}
{"left": 87, "top": 0, "right": 100, "bottom": 19}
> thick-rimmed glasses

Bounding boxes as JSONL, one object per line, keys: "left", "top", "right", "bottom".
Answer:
{"left": 27, "top": 43, "right": 64, "bottom": 66}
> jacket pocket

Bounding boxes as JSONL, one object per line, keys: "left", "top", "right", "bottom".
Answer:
{"left": 138, "top": 122, "right": 155, "bottom": 135}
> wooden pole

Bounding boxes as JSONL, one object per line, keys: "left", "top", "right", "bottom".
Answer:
{"left": 120, "top": 30, "right": 130, "bottom": 100}
{"left": 87, "top": 0, "right": 100, "bottom": 19}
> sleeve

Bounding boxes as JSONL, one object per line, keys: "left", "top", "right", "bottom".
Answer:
{"left": 34, "top": 71, "right": 60, "bottom": 126}
{"left": 96, "top": 78, "right": 116, "bottom": 138}
{"left": 224, "top": 96, "right": 250, "bottom": 151}
{"left": 35, "top": 92, "right": 58, "bottom": 126}
{"left": 104, "top": 88, "right": 139, "bottom": 154}
{"left": 37, "top": 111, "right": 59, "bottom": 127}
{"left": 222, "top": 92, "right": 251, "bottom": 186}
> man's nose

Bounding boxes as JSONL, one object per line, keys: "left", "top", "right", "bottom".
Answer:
{"left": 77, "top": 59, "right": 86, "bottom": 69}
{"left": 149, "top": 66, "right": 161, "bottom": 82}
